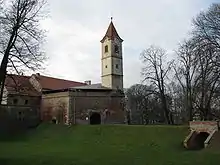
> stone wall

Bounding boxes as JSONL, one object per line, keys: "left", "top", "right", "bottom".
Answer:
{"left": 1, "top": 86, "right": 8, "bottom": 105}
{"left": 7, "top": 94, "right": 41, "bottom": 106}
{"left": 29, "top": 74, "right": 42, "bottom": 92}
{"left": 41, "top": 92, "right": 69, "bottom": 124}
{"left": 189, "top": 121, "right": 219, "bottom": 133}
{"left": 69, "top": 90, "right": 125, "bottom": 124}
{"left": 0, "top": 105, "right": 41, "bottom": 135}
{"left": 41, "top": 89, "right": 125, "bottom": 125}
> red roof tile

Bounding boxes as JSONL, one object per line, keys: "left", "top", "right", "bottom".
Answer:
{"left": 5, "top": 74, "right": 40, "bottom": 96}
{"left": 5, "top": 74, "right": 87, "bottom": 95}
{"left": 35, "top": 75, "right": 86, "bottom": 90}
{"left": 100, "top": 21, "right": 123, "bottom": 43}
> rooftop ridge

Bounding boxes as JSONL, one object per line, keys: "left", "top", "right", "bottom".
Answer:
{"left": 6, "top": 74, "right": 31, "bottom": 78}
{"left": 38, "top": 75, "right": 86, "bottom": 84}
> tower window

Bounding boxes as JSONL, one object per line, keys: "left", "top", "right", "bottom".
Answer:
{"left": 105, "top": 45, "right": 108, "bottom": 53}
{"left": 116, "top": 64, "right": 119, "bottom": 69}
{"left": 25, "top": 100, "right": 28, "bottom": 105}
{"left": 105, "top": 65, "right": 108, "bottom": 68}
{"left": 13, "top": 98, "right": 18, "bottom": 104}
{"left": 115, "top": 45, "right": 119, "bottom": 53}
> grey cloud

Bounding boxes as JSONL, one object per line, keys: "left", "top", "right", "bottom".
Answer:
{"left": 41, "top": 0, "right": 218, "bottom": 88}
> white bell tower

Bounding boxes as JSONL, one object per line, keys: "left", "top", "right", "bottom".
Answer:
{"left": 100, "top": 18, "right": 123, "bottom": 91}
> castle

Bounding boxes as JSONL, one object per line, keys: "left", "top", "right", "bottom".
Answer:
{"left": 2, "top": 19, "right": 125, "bottom": 125}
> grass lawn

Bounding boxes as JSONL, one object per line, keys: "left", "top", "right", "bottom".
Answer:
{"left": 0, "top": 124, "right": 219, "bottom": 165}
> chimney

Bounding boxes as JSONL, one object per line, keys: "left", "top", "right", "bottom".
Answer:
{"left": 84, "top": 80, "right": 91, "bottom": 85}
{"left": 36, "top": 73, "right": 40, "bottom": 77}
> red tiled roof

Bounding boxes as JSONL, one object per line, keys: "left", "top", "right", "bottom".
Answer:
{"left": 100, "top": 21, "right": 123, "bottom": 43}
{"left": 35, "top": 75, "right": 86, "bottom": 90}
{"left": 5, "top": 74, "right": 40, "bottom": 96}
{"left": 4, "top": 74, "right": 87, "bottom": 95}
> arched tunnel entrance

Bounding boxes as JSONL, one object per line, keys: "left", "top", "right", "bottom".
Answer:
{"left": 188, "top": 132, "right": 210, "bottom": 150}
{"left": 90, "top": 112, "right": 101, "bottom": 125}
{"left": 184, "top": 121, "right": 219, "bottom": 150}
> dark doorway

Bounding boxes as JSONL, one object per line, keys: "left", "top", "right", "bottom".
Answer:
{"left": 193, "top": 132, "right": 209, "bottom": 150}
{"left": 90, "top": 112, "right": 101, "bottom": 125}
{"left": 52, "top": 118, "right": 57, "bottom": 124}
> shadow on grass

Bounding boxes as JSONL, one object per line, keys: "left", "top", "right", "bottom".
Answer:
{"left": 174, "top": 141, "right": 206, "bottom": 153}
{"left": 0, "top": 123, "right": 74, "bottom": 142}
{"left": 0, "top": 157, "right": 90, "bottom": 165}
{"left": 0, "top": 130, "right": 30, "bottom": 142}
{"left": 0, "top": 123, "right": 41, "bottom": 142}
{"left": 0, "top": 158, "right": 11, "bottom": 165}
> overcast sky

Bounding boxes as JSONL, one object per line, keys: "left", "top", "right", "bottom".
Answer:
{"left": 40, "top": 0, "right": 219, "bottom": 88}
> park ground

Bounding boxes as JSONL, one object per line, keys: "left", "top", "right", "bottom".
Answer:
{"left": 0, "top": 124, "right": 220, "bottom": 165}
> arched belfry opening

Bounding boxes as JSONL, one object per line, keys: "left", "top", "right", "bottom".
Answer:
{"left": 90, "top": 112, "right": 101, "bottom": 125}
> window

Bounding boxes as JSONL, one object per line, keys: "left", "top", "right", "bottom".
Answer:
{"left": 13, "top": 99, "right": 18, "bottom": 104}
{"left": 18, "top": 111, "right": 23, "bottom": 121}
{"left": 105, "top": 45, "right": 108, "bottom": 53}
{"left": 25, "top": 100, "right": 28, "bottom": 105}
{"left": 115, "top": 45, "right": 119, "bottom": 53}
{"left": 116, "top": 64, "right": 119, "bottom": 69}
{"left": 105, "top": 65, "right": 108, "bottom": 68}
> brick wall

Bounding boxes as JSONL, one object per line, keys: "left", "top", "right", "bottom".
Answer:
{"left": 41, "top": 90, "right": 125, "bottom": 125}
{"left": 69, "top": 90, "right": 125, "bottom": 124}
{"left": 41, "top": 92, "right": 69, "bottom": 124}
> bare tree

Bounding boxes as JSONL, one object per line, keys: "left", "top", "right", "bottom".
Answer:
{"left": 193, "top": 3, "right": 220, "bottom": 50}
{"left": 0, "top": 0, "right": 3, "bottom": 8}
{"left": 126, "top": 84, "right": 150, "bottom": 124}
{"left": 188, "top": 3, "right": 220, "bottom": 120}
{"left": 174, "top": 39, "right": 220, "bottom": 121}
{"left": 193, "top": 40, "right": 220, "bottom": 120}
{"left": 126, "top": 84, "right": 166, "bottom": 125}
{"left": 167, "top": 81, "right": 187, "bottom": 124}
{"left": 173, "top": 39, "right": 200, "bottom": 121}
{"left": 173, "top": 3, "right": 220, "bottom": 121}
{"left": 140, "top": 45, "right": 173, "bottom": 124}
{"left": 0, "top": 0, "right": 48, "bottom": 102}
{"left": 192, "top": 3, "right": 220, "bottom": 68}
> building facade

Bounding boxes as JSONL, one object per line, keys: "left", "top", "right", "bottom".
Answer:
{"left": 2, "top": 19, "right": 125, "bottom": 125}
{"left": 41, "top": 19, "right": 125, "bottom": 125}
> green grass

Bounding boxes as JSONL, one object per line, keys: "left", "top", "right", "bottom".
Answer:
{"left": 0, "top": 124, "right": 220, "bottom": 165}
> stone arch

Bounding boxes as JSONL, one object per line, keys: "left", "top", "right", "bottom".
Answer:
{"left": 90, "top": 112, "right": 101, "bottom": 125}
{"left": 184, "top": 121, "right": 218, "bottom": 150}
{"left": 193, "top": 132, "right": 210, "bottom": 150}
{"left": 187, "top": 132, "right": 210, "bottom": 150}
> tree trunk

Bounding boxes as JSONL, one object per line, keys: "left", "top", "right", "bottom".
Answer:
{"left": 0, "top": 27, "right": 18, "bottom": 102}
{"left": 161, "top": 95, "right": 171, "bottom": 124}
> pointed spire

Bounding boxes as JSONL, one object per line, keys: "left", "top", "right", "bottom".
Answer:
{"left": 100, "top": 18, "right": 123, "bottom": 43}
